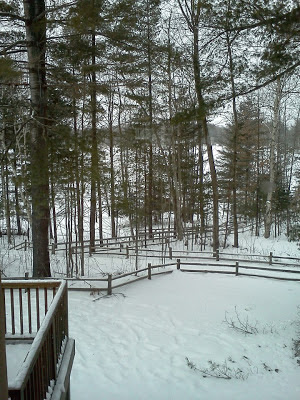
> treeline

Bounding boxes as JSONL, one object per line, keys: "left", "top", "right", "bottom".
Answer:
{"left": 0, "top": 0, "right": 299, "bottom": 276}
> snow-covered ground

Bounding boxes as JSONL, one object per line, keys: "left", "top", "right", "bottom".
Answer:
{"left": 69, "top": 270, "right": 300, "bottom": 400}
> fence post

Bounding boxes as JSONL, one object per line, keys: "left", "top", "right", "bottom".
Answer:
{"left": 107, "top": 274, "right": 112, "bottom": 295}
{"left": 0, "top": 273, "right": 8, "bottom": 400}
{"left": 148, "top": 263, "right": 152, "bottom": 280}
{"left": 216, "top": 249, "right": 219, "bottom": 261}
{"left": 169, "top": 247, "right": 172, "bottom": 260}
{"left": 269, "top": 252, "right": 273, "bottom": 265}
{"left": 51, "top": 243, "right": 56, "bottom": 255}
{"left": 126, "top": 245, "right": 129, "bottom": 259}
{"left": 177, "top": 259, "right": 181, "bottom": 270}
{"left": 235, "top": 262, "right": 239, "bottom": 276}
{"left": 24, "top": 239, "right": 27, "bottom": 251}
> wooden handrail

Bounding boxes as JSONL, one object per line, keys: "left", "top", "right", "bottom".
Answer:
{"left": 2, "top": 280, "right": 61, "bottom": 290}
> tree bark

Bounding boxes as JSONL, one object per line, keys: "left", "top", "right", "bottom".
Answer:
{"left": 226, "top": 31, "right": 239, "bottom": 247}
{"left": 264, "top": 77, "right": 281, "bottom": 238}
{"left": 90, "top": 30, "right": 98, "bottom": 250}
{"left": 23, "top": 0, "right": 50, "bottom": 277}
{"left": 192, "top": 14, "right": 219, "bottom": 251}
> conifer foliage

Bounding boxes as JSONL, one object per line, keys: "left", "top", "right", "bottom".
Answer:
{"left": 0, "top": 0, "right": 299, "bottom": 275}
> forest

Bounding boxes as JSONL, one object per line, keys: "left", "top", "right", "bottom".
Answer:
{"left": 0, "top": 0, "right": 299, "bottom": 277}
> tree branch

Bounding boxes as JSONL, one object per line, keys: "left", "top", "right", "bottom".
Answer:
{"left": 0, "top": 12, "right": 25, "bottom": 22}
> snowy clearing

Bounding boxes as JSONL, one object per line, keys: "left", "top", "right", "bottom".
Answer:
{"left": 69, "top": 270, "right": 300, "bottom": 400}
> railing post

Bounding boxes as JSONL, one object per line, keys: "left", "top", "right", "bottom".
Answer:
{"left": 126, "top": 245, "right": 129, "bottom": 259}
{"left": 52, "top": 243, "right": 56, "bottom": 255}
{"left": 269, "top": 252, "right": 273, "bottom": 265}
{"left": 107, "top": 274, "right": 112, "bottom": 295}
{"left": 0, "top": 273, "right": 8, "bottom": 400}
{"left": 216, "top": 249, "right": 220, "bottom": 261}
{"left": 148, "top": 263, "right": 152, "bottom": 280}
{"left": 177, "top": 259, "right": 181, "bottom": 270}
{"left": 52, "top": 318, "right": 58, "bottom": 379}
{"left": 24, "top": 239, "right": 27, "bottom": 251}
{"left": 235, "top": 262, "right": 239, "bottom": 276}
{"left": 169, "top": 247, "right": 172, "bottom": 260}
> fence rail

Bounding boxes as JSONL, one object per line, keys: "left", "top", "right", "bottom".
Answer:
{"left": 176, "top": 259, "right": 300, "bottom": 282}
{"left": 67, "top": 263, "right": 175, "bottom": 294}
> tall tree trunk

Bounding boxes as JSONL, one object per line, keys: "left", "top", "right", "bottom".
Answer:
{"left": 226, "top": 31, "right": 239, "bottom": 247}
{"left": 255, "top": 95, "right": 261, "bottom": 237}
{"left": 264, "top": 77, "right": 281, "bottom": 238}
{"left": 146, "top": 0, "right": 154, "bottom": 237}
{"left": 2, "top": 160, "right": 11, "bottom": 244}
{"left": 90, "top": 30, "right": 98, "bottom": 250}
{"left": 192, "top": 26, "right": 219, "bottom": 252}
{"left": 166, "top": 21, "right": 183, "bottom": 240}
{"left": 23, "top": 0, "right": 50, "bottom": 276}
{"left": 178, "top": 0, "right": 219, "bottom": 251}
{"left": 109, "top": 92, "right": 116, "bottom": 238}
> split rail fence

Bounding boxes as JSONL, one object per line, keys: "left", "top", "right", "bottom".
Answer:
{"left": 67, "top": 262, "right": 175, "bottom": 294}
{"left": 175, "top": 258, "right": 300, "bottom": 282}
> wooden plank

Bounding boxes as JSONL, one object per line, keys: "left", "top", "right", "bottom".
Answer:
{"left": 111, "top": 267, "right": 148, "bottom": 281}
{"left": 28, "top": 289, "right": 32, "bottom": 334}
{"left": 152, "top": 270, "right": 173, "bottom": 277}
{"left": 65, "top": 277, "right": 108, "bottom": 282}
{"left": 36, "top": 288, "right": 40, "bottom": 331}
{"left": 3, "top": 289, "right": 6, "bottom": 334}
{"left": 2, "top": 281, "right": 61, "bottom": 290}
{"left": 113, "top": 270, "right": 173, "bottom": 290}
{"left": 10, "top": 289, "right": 15, "bottom": 335}
{"left": 181, "top": 262, "right": 235, "bottom": 267}
{"left": 51, "top": 339, "right": 75, "bottom": 400}
{"left": 112, "top": 275, "right": 149, "bottom": 289}
{"left": 45, "top": 288, "right": 48, "bottom": 314}
{"left": 19, "top": 289, "right": 23, "bottom": 335}
{"left": 67, "top": 287, "right": 107, "bottom": 292}
{"left": 239, "top": 265, "right": 300, "bottom": 274}
{"left": 180, "top": 269, "right": 235, "bottom": 275}
{"left": 238, "top": 273, "right": 300, "bottom": 281}
{"left": 180, "top": 262, "right": 300, "bottom": 274}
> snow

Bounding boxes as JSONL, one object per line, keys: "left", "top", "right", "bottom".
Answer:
{"left": 6, "top": 343, "right": 31, "bottom": 383}
{"left": 69, "top": 270, "right": 300, "bottom": 400}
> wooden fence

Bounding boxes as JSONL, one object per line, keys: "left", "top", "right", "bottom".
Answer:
{"left": 175, "top": 259, "right": 300, "bottom": 282}
{"left": 67, "top": 263, "right": 175, "bottom": 294}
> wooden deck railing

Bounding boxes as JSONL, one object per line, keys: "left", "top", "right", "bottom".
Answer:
{"left": 3, "top": 280, "right": 59, "bottom": 338}
{"left": 2, "top": 280, "right": 71, "bottom": 400}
